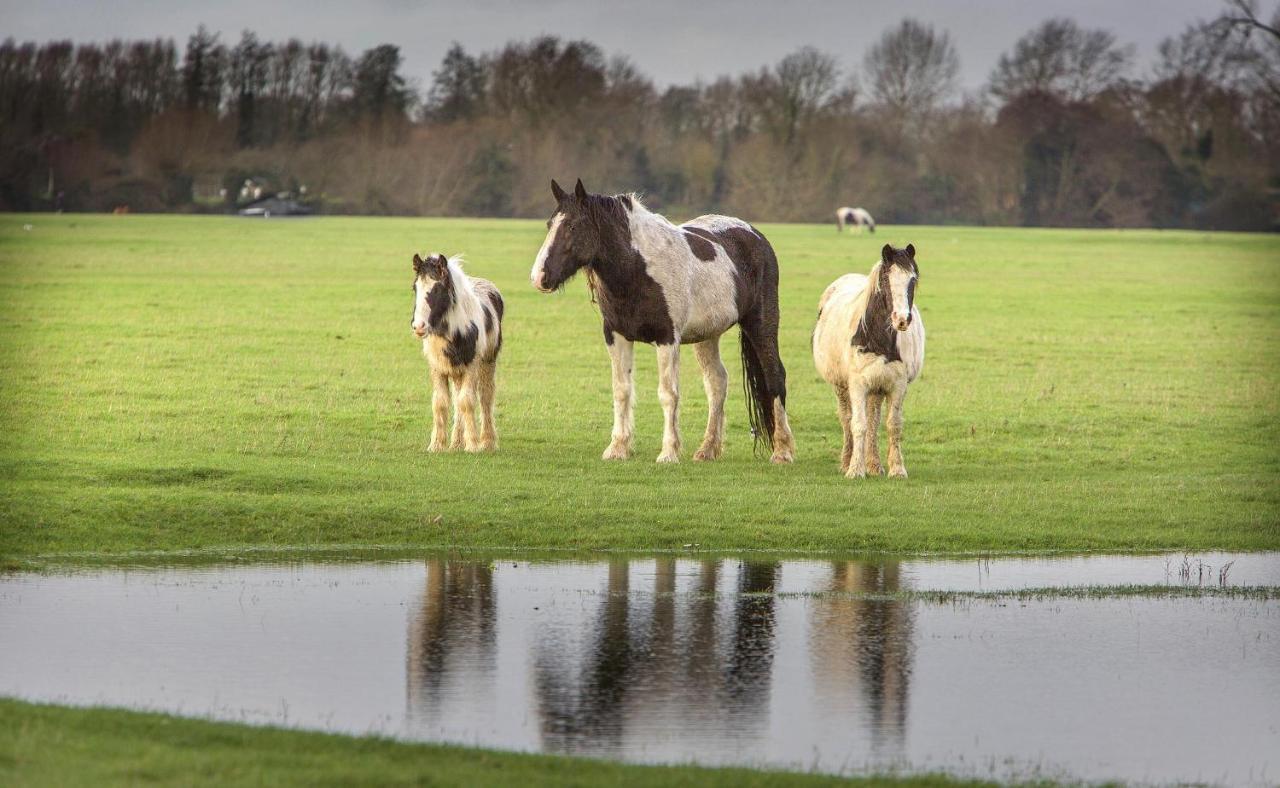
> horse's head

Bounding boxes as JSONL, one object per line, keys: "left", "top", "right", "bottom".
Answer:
{"left": 878, "top": 243, "right": 919, "bottom": 332}
{"left": 530, "top": 178, "right": 602, "bottom": 293}
{"left": 411, "top": 252, "right": 451, "bottom": 338}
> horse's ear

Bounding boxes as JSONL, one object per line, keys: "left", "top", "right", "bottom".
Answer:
{"left": 413, "top": 253, "right": 426, "bottom": 274}
{"left": 905, "top": 243, "right": 915, "bottom": 258}
{"left": 574, "top": 178, "right": 587, "bottom": 201}
{"left": 429, "top": 254, "right": 452, "bottom": 282}
{"left": 881, "top": 244, "right": 894, "bottom": 263}
{"left": 551, "top": 179, "right": 567, "bottom": 203}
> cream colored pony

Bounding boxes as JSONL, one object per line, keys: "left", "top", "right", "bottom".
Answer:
{"left": 812, "top": 244, "right": 924, "bottom": 478}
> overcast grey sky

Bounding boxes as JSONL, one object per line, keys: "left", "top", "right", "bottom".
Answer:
{"left": 1, "top": 0, "right": 1222, "bottom": 94}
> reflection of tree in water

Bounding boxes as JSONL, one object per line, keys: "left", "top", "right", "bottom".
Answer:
{"left": 533, "top": 559, "right": 780, "bottom": 757}
{"left": 809, "top": 561, "right": 915, "bottom": 756}
{"left": 406, "top": 560, "right": 496, "bottom": 726}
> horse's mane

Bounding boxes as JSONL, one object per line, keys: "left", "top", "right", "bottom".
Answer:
{"left": 443, "top": 254, "right": 478, "bottom": 297}
{"left": 851, "top": 262, "right": 885, "bottom": 335}
{"left": 582, "top": 192, "right": 641, "bottom": 305}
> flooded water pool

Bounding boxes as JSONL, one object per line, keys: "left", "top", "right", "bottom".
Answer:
{"left": 2, "top": 552, "right": 1277, "bottom": 784}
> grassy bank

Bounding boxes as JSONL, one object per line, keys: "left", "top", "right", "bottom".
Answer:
{"left": 1, "top": 215, "right": 1277, "bottom": 558}
{"left": 0, "top": 699, "right": 982, "bottom": 786}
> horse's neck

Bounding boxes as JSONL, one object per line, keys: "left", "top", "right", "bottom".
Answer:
{"left": 627, "top": 208, "right": 682, "bottom": 256}
{"left": 438, "top": 268, "right": 480, "bottom": 328}
{"left": 591, "top": 209, "right": 677, "bottom": 291}
{"left": 448, "top": 269, "right": 477, "bottom": 308}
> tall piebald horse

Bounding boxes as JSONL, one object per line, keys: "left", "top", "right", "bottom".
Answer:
{"left": 812, "top": 244, "right": 924, "bottom": 478}
{"left": 836, "top": 206, "right": 876, "bottom": 234}
{"left": 530, "top": 179, "right": 796, "bottom": 464}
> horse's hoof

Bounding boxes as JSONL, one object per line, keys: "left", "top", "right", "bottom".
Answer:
{"left": 844, "top": 468, "right": 867, "bottom": 479}
{"left": 889, "top": 467, "right": 908, "bottom": 479}
{"left": 602, "top": 445, "right": 632, "bottom": 460}
{"left": 428, "top": 443, "right": 448, "bottom": 453}
{"left": 656, "top": 452, "right": 680, "bottom": 463}
{"left": 692, "top": 446, "right": 721, "bottom": 462}
{"left": 770, "top": 451, "right": 795, "bottom": 464}
{"left": 866, "top": 465, "right": 885, "bottom": 476}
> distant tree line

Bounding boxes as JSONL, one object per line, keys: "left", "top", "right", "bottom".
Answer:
{"left": 2, "top": 1, "right": 1277, "bottom": 229}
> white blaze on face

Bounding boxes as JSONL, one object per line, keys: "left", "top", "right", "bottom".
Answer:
{"left": 887, "top": 266, "right": 916, "bottom": 331}
{"left": 412, "top": 278, "right": 429, "bottom": 336}
{"left": 530, "top": 213, "right": 564, "bottom": 292}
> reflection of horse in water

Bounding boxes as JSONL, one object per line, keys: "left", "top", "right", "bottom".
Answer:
{"left": 532, "top": 559, "right": 780, "bottom": 756}
{"left": 808, "top": 561, "right": 914, "bottom": 754}
{"left": 406, "top": 560, "right": 496, "bottom": 727}
{"left": 402, "top": 558, "right": 914, "bottom": 764}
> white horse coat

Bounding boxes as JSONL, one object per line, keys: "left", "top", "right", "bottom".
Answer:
{"left": 812, "top": 244, "right": 924, "bottom": 478}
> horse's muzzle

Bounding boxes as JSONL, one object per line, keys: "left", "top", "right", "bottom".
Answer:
{"left": 531, "top": 272, "right": 555, "bottom": 293}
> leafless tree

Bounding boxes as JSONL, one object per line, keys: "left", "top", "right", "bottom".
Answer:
{"left": 1217, "top": 0, "right": 1280, "bottom": 104}
{"left": 864, "top": 19, "right": 959, "bottom": 120}
{"left": 988, "top": 18, "right": 1134, "bottom": 102}
{"left": 1221, "top": 0, "right": 1280, "bottom": 39}
{"left": 770, "top": 47, "right": 842, "bottom": 143}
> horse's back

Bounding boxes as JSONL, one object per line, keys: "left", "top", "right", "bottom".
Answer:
{"left": 818, "top": 273, "right": 868, "bottom": 316}
{"left": 680, "top": 214, "right": 779, "bottom": 318}
{"left": 468, "top": 277, "right": 503, "bottom": 317}
{"left": 465, "top": 276, "right": 504, "bottom": 362}
{"left": 813, "top": 274, "right": 867, "bottom": 383}
{"left": 682, "top": 215, "right": 771, "bottom": 253}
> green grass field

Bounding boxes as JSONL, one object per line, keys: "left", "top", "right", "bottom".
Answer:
{"left": 1, "top": 214, "right": 1277, "bottom": 559}
{"left": 0, "top": 699, "right": 982, "bottom": 787}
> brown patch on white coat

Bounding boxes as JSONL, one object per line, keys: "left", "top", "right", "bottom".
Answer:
{"left": 811, "top": 244, "right": 924, "bottom": 478}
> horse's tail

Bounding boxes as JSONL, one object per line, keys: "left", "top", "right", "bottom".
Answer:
{"left": 739, "top": 328, "right": 775, "bottom": 452}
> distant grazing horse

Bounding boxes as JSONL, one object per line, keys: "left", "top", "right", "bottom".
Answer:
{"left": 530, "top": 179, "right": 796, "bottom": 464}
{"left": 836, "top": 207, "right": 875, "bottom": 234}
{"left": 812, "top": 244, "right": 924, "bottom": 478}
{"left": 410, "top": 253, "right": 504, "bottom": 452}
